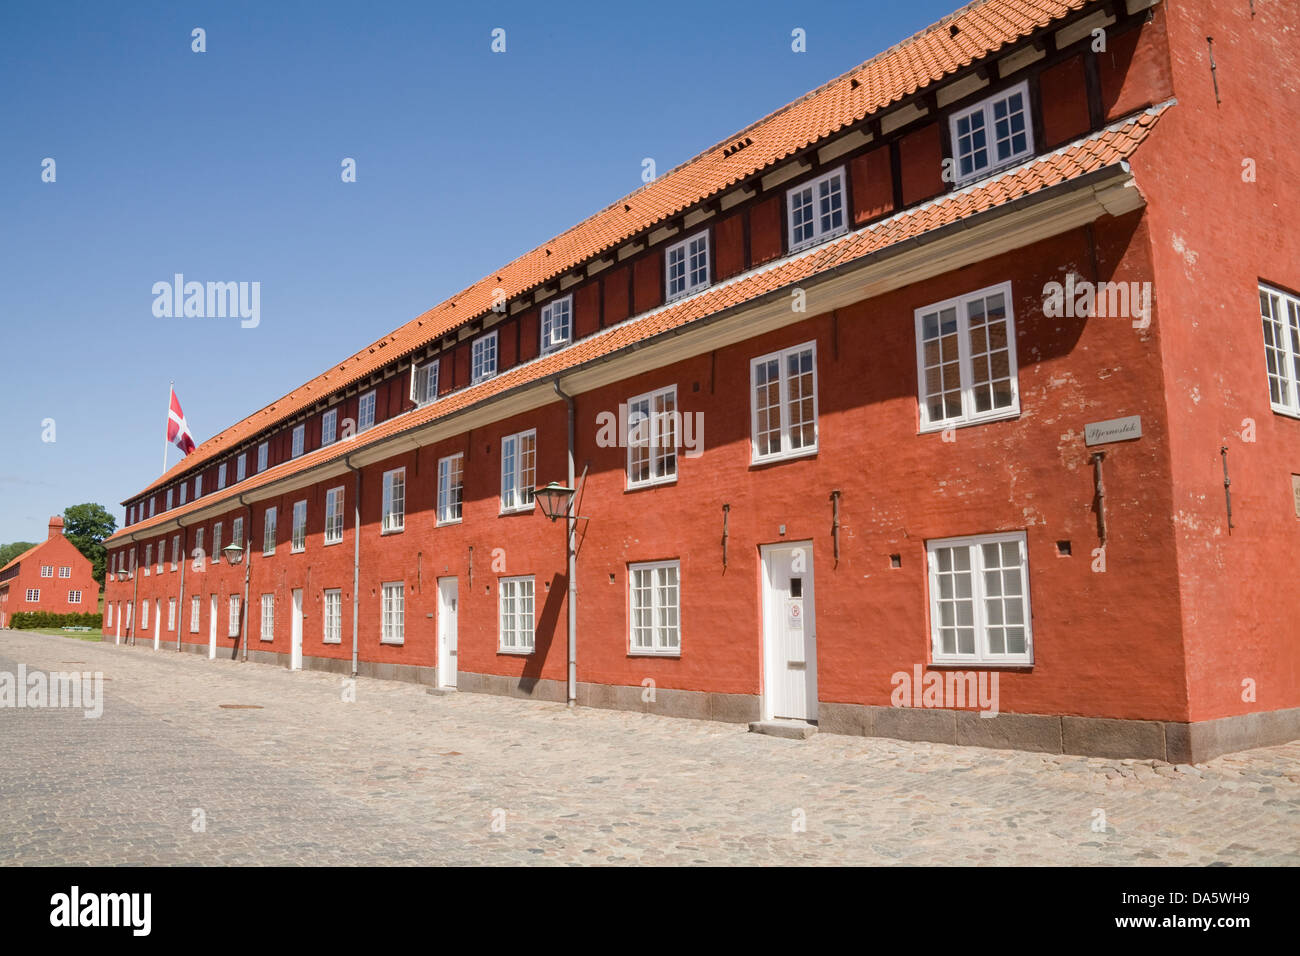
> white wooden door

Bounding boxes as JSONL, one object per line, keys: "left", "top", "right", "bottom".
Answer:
{"left": 761, "top": 542, "right": 818, "bottom": 721}
{"left": 290, "top": 588, "right": 303, "bottom": 671}
{"left": 438, "top": 577, "right": 458, "bottom": 688}
{"left": 153, "top": 600, "right": 161, "bottom": 650}
{"left": 208, "top": 594, "right": 217, "bottom": 659}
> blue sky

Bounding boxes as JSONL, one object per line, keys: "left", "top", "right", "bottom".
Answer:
{"left": 0, "top": 0, "right": 960, "bottom": 543}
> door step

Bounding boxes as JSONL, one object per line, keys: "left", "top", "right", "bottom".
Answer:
{"left": 426, "top": 686, "right": 458, "bottom": 697}
{"left": 748, "top": 719, "right": 818, "bottom": 740}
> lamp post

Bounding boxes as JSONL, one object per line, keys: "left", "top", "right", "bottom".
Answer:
{"left": 222, "top": 538, "right": 251, "bottom": 662}
{"left": 536, "top": 481, "right": 578, "bottom": 707}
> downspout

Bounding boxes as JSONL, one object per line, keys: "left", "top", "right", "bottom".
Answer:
{"left": 553, "top": 379, "right": 577, "bottom": 708}
{"left": 176, "top": 519, "right": 186, "bottom": 652}
{"left": 237, "top": 494, "right": 252, "bottom": 662}
{"left": 130, "top": 543, "right": 139, "bottom": 646}
{"left": 344, "top": 454, "right": 362, "bottom": 678}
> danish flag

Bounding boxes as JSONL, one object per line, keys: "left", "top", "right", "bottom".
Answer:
{"left": 168, "top": 387, "right": 197, "bottom": 456}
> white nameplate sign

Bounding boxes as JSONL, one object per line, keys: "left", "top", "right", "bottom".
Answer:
{"left": 1085, "top": 415, "right": 1142, "bottom": 446}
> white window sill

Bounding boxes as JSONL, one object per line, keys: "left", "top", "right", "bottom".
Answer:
{"left": 380, "top": 527, "right": 405, "bottom": 536}
{"left": 436, "top": 518, "right": 463, "bottom": 528}
{"left": 260, "top": 636, "right": 274, "bottom": 643}
{"left": 751, "top": 446, "right": 818, "bottom": 468}
{"left": 788, "top": 226, "right": 847, "bottom": 256}
{"left": 499, "top": 504, "right": 535, "bottom": 516}
{"left": 323, "top": 637, "right": 342, "bottom": 645}
{"left": 918, "top": 408, "right": 1020, "bottom": 434}
{"left": 666, "top": 284, "right": 708, "bottom": 304}
{"left": 931, "top": 655, "right": 1033, "bottom": 668}
{"left": 262, "top": 550, "right": 275, "bottom": 558}
{"left": 1270, "top": 404, "right": 1300, "bottom": 420}
{"left": 324, "top": 537, "right": 343, "bottom": 547}
{"left": 628, "top": 649, "right": 681, "bottom": 658}
{"left": 380, "top": 638, "right": 405, "bottom": 646}
{"left": 626, "top": 476, "right": 677, "bottom": 492}
{"left": 291, "top": 547, "right": 306, "bottom": 554}
{"left": 954, "top": 151, "right": 1034, "bottom": 189}
{"left": 498, "top": 646, "right": 535, "bottom": 656}
{"left": 541, "top": 342, "right": 571, "bottom": 356}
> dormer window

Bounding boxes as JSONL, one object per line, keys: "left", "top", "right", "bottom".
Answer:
{"left": 540, "top": 296, "right": 572, "bottom": 354}
{"left": 358, "top": 391, "right": 376, "bottom": 432}
{"left": 257, "top": 441, "right": 269, "bottom": 472}
{"left": 665, "top": 232, "right": 710, "bottom": 301}
{"left": 321, "top": 409, "right": 338, "bottom": 445}
{"left": 472, "top": 331, "right": 498, "bottom": 384}
{"left": 787, "top": 167, "right": 846, "bottom": 254}
{"left": 218, "top": 462, "right": 227, "bottom": 490}
{"left": 236, "top": 453, "right": 247, "bottom": 481}
{"left": 411, "top": 361, "right": 439, "bottom": 406}
{"left": 291, "top": 424, "right": 305, "bottom": 458}
{"left": 950, "top": 80, "right": 1033, "bottom": 185}
{"left": 179, "top": 483, "right": 187, "bottom": 506}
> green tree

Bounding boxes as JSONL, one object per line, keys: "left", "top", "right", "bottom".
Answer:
{"left": 62, "top": 503, "right": 117, "bottom": 587}
{"left": 0, "top": 541, "right": 36, "bottom": 568}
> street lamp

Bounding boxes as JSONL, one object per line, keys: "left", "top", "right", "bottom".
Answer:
{"left": 534, "top": 481, "right": 576, "bottom": 522}
{"left": 222, "top": 537, "right": 251, "bottom": 662}
{"left": 221, "top": 540, "right": 246, "bottom": 565}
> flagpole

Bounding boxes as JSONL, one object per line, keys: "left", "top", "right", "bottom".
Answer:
{"left": 163, "top": 380, "right": 173, "bottom": 475}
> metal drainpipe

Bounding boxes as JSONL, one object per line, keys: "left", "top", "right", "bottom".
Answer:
{"left": 176, "top": 519, "right": 186, "bottom": 652}
{"left": 237, "top": 495, "right": 252, "bottom": 662}
{"left": 344, "top": 455, "right": 362, "bottom": 678}
{"left": 553, "top": 380, "right": 578, "bottom": 708}
{"left": 129, "top": 543, "right": 139, "bottom": 646}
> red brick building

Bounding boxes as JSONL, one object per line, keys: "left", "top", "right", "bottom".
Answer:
{"left": 0, "top": 517, "right": 98, "bottom": 627}
{"left": 102, "top": 0, "right": 1300, "bottom": 761}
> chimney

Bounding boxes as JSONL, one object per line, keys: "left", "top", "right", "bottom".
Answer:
{"left": 48, "top": 515, "right": 64, "bottom": 540}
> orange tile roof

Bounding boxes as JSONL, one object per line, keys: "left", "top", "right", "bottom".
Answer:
{"left": 134, "top": 0, "right": 1097, "bottom": 499}
{"left": 106, "top": 104, "right": 1169, "bottom": 547}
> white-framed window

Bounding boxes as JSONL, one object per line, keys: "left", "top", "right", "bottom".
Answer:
{"left": 167, "top": 597, "right": 176, "bottom": 631}
{"left": 498, "top": 576, "right": 535, "bottom": 653}
{"left": 787, "top": 166, "right": 846, "bottom": 253}
{"left": 260, "top": 593, "right": 275, "bottom": 641}
{"left": 232, "top": 516, "right": 244, "bottom": 549}
{"left": 1260, "top": 283, "right": 1300, "bottom": 418}
{"left": 291, "top": 424, "right": 305, "bottom": 458}
{"left": 500, "top": 430, "right": 536, "bottom": 513}
{"left": 381, "top": 582, "right": 404, "bottom": 645}
{"left": 915, "top": 281, "right": 1020, "bottom": 431}
{"left": 190, "top": 595, "right": 201, "bottom": 633}
{"left": 411, "top": 361, "right": 440, "bottom": 405}
{"left": 171, "top": 535, "right": 180, "bottom": 570}
{"left": 324, "top": 487, "right": 344, "bottom": 544}
{"left": 144, "top": 545, "right": 152, "bottom": 575}
{"left": 263, "top": 506, "right": 277, "bottom": 555}
{"left": 257, "top": 442, "right": 269, "bottom": 472}
{"left": 194, "top": 527, "right": 204, "bottom": 563}
{"left": 950, "top": 80, "right": 1033, "bottom": 185}
{"left": 218, "top": 463, "right": 227, "bottom": 490}
{"left": 128, "top": 505, "right": 134, "bottom": 525}
{"left": 106, "top": 603, "right": 113, "bottom": 627}
{"left": 627, "top": 385, "right": 678, "bottom": 487}
{"left": 541, "top": 295, "right": 573, "bottom": 354}
{"left": 629, "top": 560, "right": 680, "bottom": 655}
{"left": 321, "top": 408, "right": 338, "bottom": 446}
{"left": 180, "top": 482, "right": 187, "bottom": 506}
{"left": 358, "top": 391, "right": 376, "bottom": 432}
{"left": 194, "top": 474, "right": 202, "bottom": 498}
{"left": 150, "top": 498, "right": 156, "bottom": 518}
{"left": 665, "top": 232, "right": 710, "bottom": 301}
{"left": 927, "top": 531, "right": 1033, "bottom": 666}
{"left": 69, "top": 590, "right": 83, "bottom": 605}
{"left": 156, "top": 539, "right": 164, "bottom": 573}
{"left": 228, "top": 594, "right": 241, "bottom": 637}
{"left": 382, "top": 468, "right": 405, "bottom": 533}
{"left": 125, "top": 601, "right": 132, "bottom": 626}
{"left": 57, "top": 566, "right": 70, "bottom": 579}
{"left": 40, "top": 565, "right": 52, "bottom": 578}
{"left": 25, "top": 589, "right": 39, "bottom": 602}
{"left": 212, "top": 522, "right": 222, "bottom": 563}
{"left": 472, "top": 331, "right": 498, "bottom": 383}
{"left": 437, "top": 454, "right": 464, "bottom": 524}
{"left": 323, "top": 588, "right": 342, "bottom": 644}
{"left": 237, "top": 453, "right": 247, "bottom": 481}
{"left": 166, "top": 488, "right": 173, "bottom": 511}
{"left": 292, "top": 500, "right": 307, "bottom": 552}
{"left": 750, "top": 341, "right": 818, "bottom": 463}
{"left": 140, "top": 600, "right": 148, "bottom": 628}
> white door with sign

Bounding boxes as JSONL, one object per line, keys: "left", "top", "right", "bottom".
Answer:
{"left": 208, "top": 594, "right": 217, "bottom": 659}
{"left": 438, "top": 577, "right": 458, "bottom": 688}
{"left": 290, "top": 588, "right": 303, "bottom": 671}
{"left": 761, "top": 542, "right": 818, "bottom": 721}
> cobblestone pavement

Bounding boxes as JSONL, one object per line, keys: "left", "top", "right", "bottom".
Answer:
{"left": 1, "top": 630, "right": 1298, "bottom": 866}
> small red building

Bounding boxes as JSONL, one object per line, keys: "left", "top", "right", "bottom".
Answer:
{"left": 0, "top": 517, "right": 99, "bottom": 627}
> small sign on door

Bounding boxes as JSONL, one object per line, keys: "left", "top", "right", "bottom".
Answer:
{"left": 1292, "top": 474, "right": 1300, "bottom": 518}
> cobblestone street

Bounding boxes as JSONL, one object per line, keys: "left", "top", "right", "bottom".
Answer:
{"left": 1, "top": 630, "right": 1298, "bottom": 866}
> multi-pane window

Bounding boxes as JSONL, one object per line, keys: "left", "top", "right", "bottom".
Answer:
{"left": 1261, "top": 283, "right": 1300, "bottom": 417}
{"left": 381, "top": 582, "right": 405, "bottom": 645}
{"left": 171, "top": 535, "right": 180, "bottom": 570}
{"left": 324, "top": 487, "right": 344, "bottom": 544}
{"left": 40, "top": 565, "right": 52, "bottom": 578}
{"left": 323, "top": 589, "right": 342, "bottom": 643}
{"left": 750, "top": 341, "right": 818, "bottom": 462}
{"left": 25, "top": 589, "right": 39, "bottom": 602}
{"left": 144, "top": 545, "right": 152, "bottom": 575}
{"left": 212, "top": 522, "right": 222, "bottom": 563}
{"left": 472, "top": 331, "right": 498, "bottom": 383}
{"left": 412, "top": 361, "right": 440, "bottom": 405}
{"left": 500, "top": 430, "right": 536, "bottom": 512}
{"left": 150, "top": 498, "right": 156, "bottom": 518}
{"left": 260, "top": 594, "right": 275, "bottom": 641}
{"left": 140, "top": 600, "right": 148, "bottom": 628}
{"left": 180, "top": 482, "right": 187, "bottom": 506}
{"left": 257, "top": 442, "right": 269, "bottom": 472}
{"left": 194, "top": 527, "right": 204, "bottom": 563}
{"left": 629, "top": 560, "right": 680, "bottom": 654}
{"left": 541, "top": 296, "right": 573, "bottom": 353}
{"left": 915, "top": 282, "right": 1019, "bottom": 431}
{"left": 57, "top": 566, "right": 70, "bottom": 578}
{"left": 787, "top": 167, "right": 846, "bottom": 252}
{"left": 665, "top": 232, "right": 710, "bottom": 300}
{"left": 156, "top": 540, "right": 164, "bottom": 573}
{"left": 292, "top": 500, "right": 307, "bottom": 552}
{"left": 498, "top": 576, "right": 535, "bottom": 652}
{"left": 229, "top": 594, "right": 241, "bottom": 637}
{"left": 292, "top": 424, "right": 305, "bottom": 458}
{"left": 167, "top": 598, "right": 176, "bottom": 631}
{"left": 437, "top": 454, "right": 464, "bottom": 524}
{"left": 321, "top": 409, "right": 338, "bottom": 446}
{"left": 190, "top": 595, "right": 201, "bottom": 633}
{"left": 218, "top": 463, "right": 227, "bottom": 490}
{"left": 237, "top": 453, "right": 247, "bottom": 481}
{"left": 166, "top": 488, "right": 173, "bottom": 511}
{"left": 232, "top": 517, "right": 244, "bottom": 549}
{"left": 927, "top": 532, "right": 1032, "bottom": 665}
{"left": 263, "top": 506, "right": 277, "bottom": 555}
{"left": 627, "top": 386, "right": 678, "bottom": 487}
{"left": 950, "top": 81, "right": 1033, "bottom": 184}
{"left": 382, "top": 468, "right": 405, "bottom": 532}
{"left": 69, "top": 590, "right": 83, "bottom": 605}
{"left": 358, "top": 391, "right": 376, "bottom": 432}
{"left": 195, "top": 474, "right": 202, "bottom": 498}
